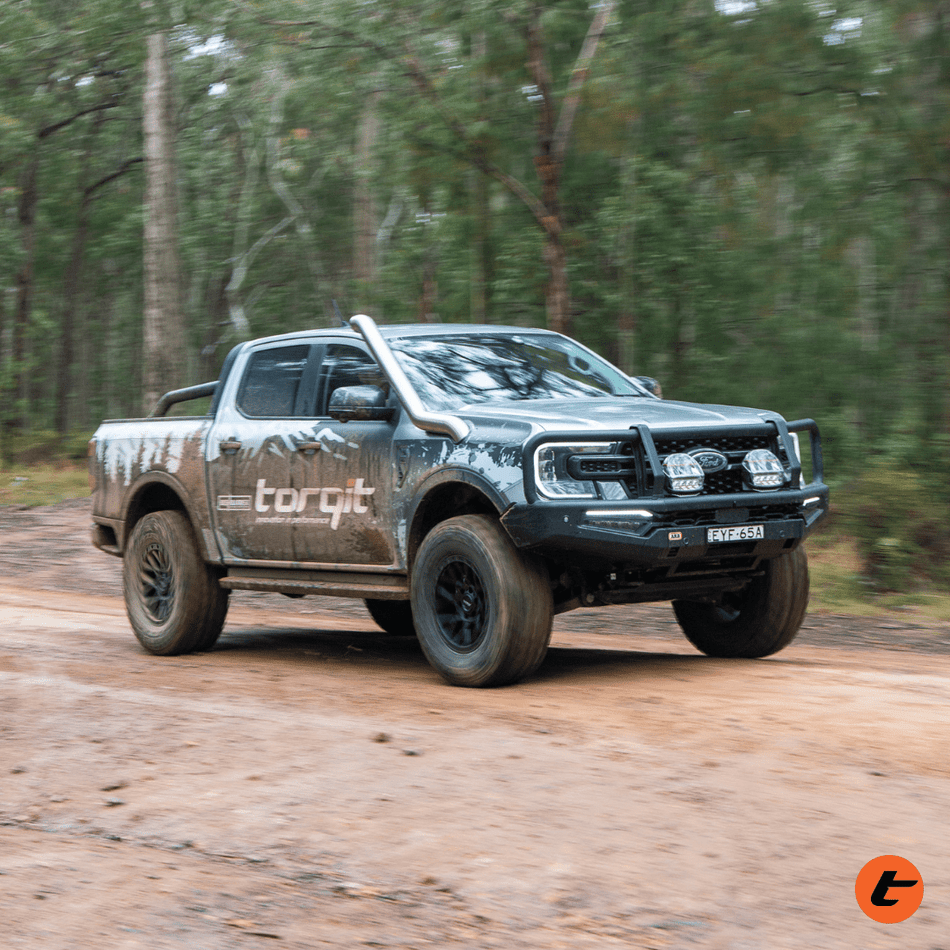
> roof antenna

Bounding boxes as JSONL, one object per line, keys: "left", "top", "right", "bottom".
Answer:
{"left": 331, "top": 299, "right": 345, "bottom": 327}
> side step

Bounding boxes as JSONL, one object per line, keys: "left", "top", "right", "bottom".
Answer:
{"left": 220, "top": 567, "right": 409, "bottom": 601}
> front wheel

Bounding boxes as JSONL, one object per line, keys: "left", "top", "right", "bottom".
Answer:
{"left": 411, "top": 515, "right": 553, "bottom": 687}
{"left": 673, "top": 546, "right": 809, "bottom": 659}
{"left": 123, "top": 510, "right": 229, "bottom": 656}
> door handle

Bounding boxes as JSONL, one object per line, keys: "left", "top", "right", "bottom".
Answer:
{"left": 219, "top": 440, "right": 242, "bottom": 454}
{"left": 295, "top": 442, "right": 323, "bottom": 455}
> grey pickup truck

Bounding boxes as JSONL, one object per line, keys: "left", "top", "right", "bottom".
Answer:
{"left": 90, "top": 315, "right": 829, "bottom": 686}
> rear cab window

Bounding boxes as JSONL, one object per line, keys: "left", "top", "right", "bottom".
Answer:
{"left": 236, "top": 344, "right": 312, "bottom": 417}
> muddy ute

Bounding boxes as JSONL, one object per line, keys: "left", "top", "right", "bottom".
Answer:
{"left": 89, "top": 315, "right": 829, "bottom": 686}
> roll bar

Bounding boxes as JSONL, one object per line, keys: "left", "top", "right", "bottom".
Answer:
{"left": 149, "top": 381, "right": 218, "bottom": 418}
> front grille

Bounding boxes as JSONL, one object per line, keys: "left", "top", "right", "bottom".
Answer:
{"left": 653, "top": 434, "right": 772, "bottom": 456}
{"left": 659, "top": 504, "right": 800, "bottom": 529}
{"left": 640, "top": 431, "right": 792, "bottom": 500}
{"left": 701, "top": 470, "right": 745, "bottom": 495}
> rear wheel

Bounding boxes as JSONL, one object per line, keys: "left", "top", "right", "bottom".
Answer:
{"left": 193, "top": 573, "right": 230, "bottom": 652}
{"left": 364, "top": 598, "right": 415, "bottom": 636}
{"left": 672, "top": 546, "right": 809, "bottom": 658}
{"left": 411, "top": 514, "right": 553, "bottom": 687}
{"left": 123, "top": 510, "right": 229, "bottom": 655}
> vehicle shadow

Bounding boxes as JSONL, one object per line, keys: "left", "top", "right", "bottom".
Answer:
{"left": 210, "top": 625, "right": 731, "bottom": 684}
{"left": 535, "top": 644, "right": 729, "bottom": 683}
{"left": 213, "top": 626, "right": 423, "bottom": 659}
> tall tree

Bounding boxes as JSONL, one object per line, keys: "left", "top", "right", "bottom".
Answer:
{"left": 142, "top": 18, "right": 186, "bottom": 410}
{"left": 241, "top": 0, "right": 616, "bottom": 333}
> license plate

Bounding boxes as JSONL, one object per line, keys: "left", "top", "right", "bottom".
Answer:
{"left": 707, "top": 524, "right": 764, "bottom": 543}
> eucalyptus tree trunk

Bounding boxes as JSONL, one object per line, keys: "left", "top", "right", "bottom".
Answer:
{"left": 616, "top": 151, "right": 638, "bottom": 374}
{"left": 394, "top": 2, "right": 614, "bottom": 334}
{"left": 470, "top": 30, "right": 492, "bottom": 324}
{"left": 523, "top": 1, "right": 615, "bottom": 336}
{"left": 354, "top": 87, "right": 381, "bottom": 293}
{"left": 142, "top": 29, "right": 186, "bottom": 413}
{"left": 471, "top": 168, "right": 493, "bottom": 323}
{"left": 11, "top": 155, "right": 39, "bottom": 431}
{"left": 55, "top": 198, "right": 90, "bottom": 434}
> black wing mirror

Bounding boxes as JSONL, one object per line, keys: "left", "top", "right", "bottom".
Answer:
{"left": 634, "top": 376, "right": 662, "bottom": 399}
{"left": 328, "top": 385, "right": 395, "bottom": 422}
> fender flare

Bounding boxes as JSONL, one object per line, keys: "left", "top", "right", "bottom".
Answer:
{"left": 120, "top": 471, "right": 219, "bottom": 563}
{"left": 405, "top": 467, "right": 515, "bottom": 564}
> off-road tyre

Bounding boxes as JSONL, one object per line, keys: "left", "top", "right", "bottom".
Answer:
{"left": 672, "top": 546, "right": 809, "bottom": 659}
{"left": 364, "top": 598, "right": 416, "bottom": 636}
{"left": 411, "top": 514, "right": 553, "bottom": 687}
{"left": 123, "top": 510, "right": 229, "bottom": 656}
{"left": 193, "top": 569, "right": 230, "bottom": 652}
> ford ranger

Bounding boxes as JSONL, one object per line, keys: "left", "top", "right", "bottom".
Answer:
{"left": 89, "top": 315, "right": 829, "bottom": 686}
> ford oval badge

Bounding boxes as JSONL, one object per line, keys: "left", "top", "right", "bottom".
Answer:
{"left": 688, "top": 448, "right": 728, "bottom": 473}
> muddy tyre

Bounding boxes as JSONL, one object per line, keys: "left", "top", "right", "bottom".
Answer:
{"left": 411, "top": 514, "right": 553, "bottom": 687}
{"left": 673, "top": 546, "right": 809, "bottom": 659}
{"left": 193, "top": 572, "right": 230, "bottom": 653}
{"left": 364, "top": 599, "right": 416, "bottom": 636}
{"left": 123, "top": 510, "right": 229, "bottom": 656}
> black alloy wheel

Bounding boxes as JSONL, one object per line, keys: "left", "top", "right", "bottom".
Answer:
{"left": 139, "top": 539, "right": 176, "bottom": 623}
{"left": 123, "top": 510, "right": 229, "bottom": 656}
{"left": 433, "top": 556, "right": 488, "bottom": 652}
{"left": 411, "top": 514, "right": 553, "bottom": 687}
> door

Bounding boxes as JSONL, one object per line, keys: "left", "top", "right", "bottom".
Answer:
{"left": 290, "top": 342, "right": 398, "bottom": 568}
{"left": 207, "top": 342, "right": 314, "bottom": 563}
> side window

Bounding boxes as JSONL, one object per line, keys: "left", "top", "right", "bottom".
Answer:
{"left": 237, "top": 345, "right": 311, "bottom": 417}
{"left": 314, "top": 344, "right": 387, "bottom": 416}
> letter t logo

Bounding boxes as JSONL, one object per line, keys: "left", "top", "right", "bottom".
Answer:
{"left": 870, "top": 870, "right": 919, "bottom": 907}
{"left": 856, "top": 855, "right": 924, "bottom": 923}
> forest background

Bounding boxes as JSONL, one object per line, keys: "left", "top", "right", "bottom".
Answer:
{"left": 1, "top": 0, "right": 948, "bottom": 598}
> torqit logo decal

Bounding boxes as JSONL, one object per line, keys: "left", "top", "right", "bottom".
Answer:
{"left": 251, "top": 477, "right": 375, "bottom": 530}
{"left": 855, "top": 855, "right": 924, "bottom": 924}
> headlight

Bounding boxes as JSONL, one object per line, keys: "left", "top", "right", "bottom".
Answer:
{"left": 534, "top": 443, "right": 612, "bottom": 499}
{"left": 742, "top": 449, "right": 787, "bottom": 490}
{"left": 663, "top": 453, "right": 704, "bottom": 494}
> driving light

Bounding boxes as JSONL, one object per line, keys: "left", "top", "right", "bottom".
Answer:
{"left": 585, "top": 509, "right": 654, "bottom": 519}
{"left": 742, "top": 449, "right": 787, "bottom": 490}
{"left": 663, "top": 453, "right": 704, "bottom": 494}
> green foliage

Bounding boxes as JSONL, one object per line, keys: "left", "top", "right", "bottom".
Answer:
{"left": 0, "top": 463, "right": 90, "bottom": 506}
{"left": 1, "top": 0, "right": 949, "bottom": 588}
{"left": 841, "top": 463, "right": 950, "bottom": 592}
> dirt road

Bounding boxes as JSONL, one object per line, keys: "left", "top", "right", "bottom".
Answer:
{"left": 1, "top": 501, "right": 949, "bottom": 948}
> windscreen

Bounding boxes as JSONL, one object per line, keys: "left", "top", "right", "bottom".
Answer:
{"left": 387, "top": 334, "right": 643, "bottom": 411}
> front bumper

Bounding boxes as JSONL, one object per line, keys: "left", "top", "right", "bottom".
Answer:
{"left": 500, "top": 484, "right": 829, "bottom": 567}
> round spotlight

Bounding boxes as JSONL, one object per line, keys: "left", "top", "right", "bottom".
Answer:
{"left": 663, "top": 453, "right": 704, "bottom": 494}
{"left": 742, "top": 449, "right": 787, "bottom": 490}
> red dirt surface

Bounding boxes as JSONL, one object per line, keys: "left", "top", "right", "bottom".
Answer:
{"left": 1, "top": 500, "right": 948, "bottom": 948}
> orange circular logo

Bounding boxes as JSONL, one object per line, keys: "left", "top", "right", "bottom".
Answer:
{"left": 855, "top": 855, "right": 923, "bottom": 923}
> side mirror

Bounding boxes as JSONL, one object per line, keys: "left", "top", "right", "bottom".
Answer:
{"left": 328, "top": 384, "right": 395, "bottom": 422}
{"left": 634, "top": 376, "right": 662, "bottom": 399}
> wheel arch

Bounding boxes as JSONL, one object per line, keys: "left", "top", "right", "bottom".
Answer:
{"left": 120, "top": 473, "right": 215, "bottom": 561}
{"left": 406, "top": 471, "right": 509, "bottom": 571}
